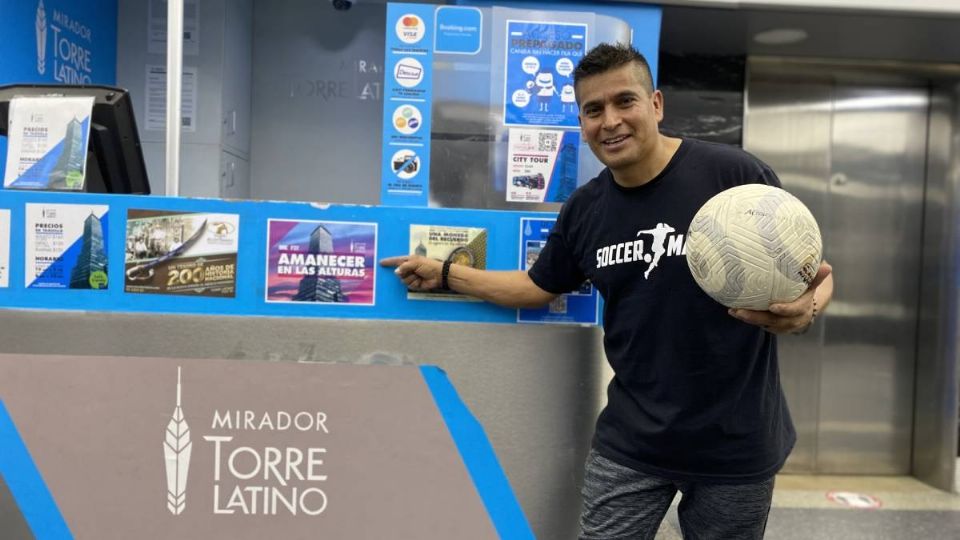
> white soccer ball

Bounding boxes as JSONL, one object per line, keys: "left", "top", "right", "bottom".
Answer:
{"left": 685, "top": 184, "right": 822, "bottom": 310}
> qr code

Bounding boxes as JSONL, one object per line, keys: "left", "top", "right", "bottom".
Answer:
{"left": 538, "top": 132, "right": 558, "bottom": 152}
{"left": 548, "top": 295, "right": 568, "bottom": 314}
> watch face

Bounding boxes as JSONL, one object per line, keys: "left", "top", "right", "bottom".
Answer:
{"left": 447, "top": 246, "right": 474, "bottom": 267}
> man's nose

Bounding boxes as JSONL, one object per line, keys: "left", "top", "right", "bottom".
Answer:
{"left": 600, "top": 107, "right": 621, "bottom": 130}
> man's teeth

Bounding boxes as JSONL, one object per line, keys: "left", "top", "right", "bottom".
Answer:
{"left": 604, "top": 136, "right": 627, "bottom": 144}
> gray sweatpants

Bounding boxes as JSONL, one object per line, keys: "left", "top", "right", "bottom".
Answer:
{"left": 579, "top": 449, "right": 775, "bottom": 540}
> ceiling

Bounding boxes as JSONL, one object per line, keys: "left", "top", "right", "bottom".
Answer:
{"left": 659, "top": 4, "right": 960, "bottom": 65}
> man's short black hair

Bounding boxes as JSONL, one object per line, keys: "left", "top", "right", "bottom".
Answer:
{"left": 573, "top": 42, "right": 654, "bottom": 94}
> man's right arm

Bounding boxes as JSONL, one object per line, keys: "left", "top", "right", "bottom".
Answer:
{"left": 379, "top": 255, "right": 558, "bottom": 309}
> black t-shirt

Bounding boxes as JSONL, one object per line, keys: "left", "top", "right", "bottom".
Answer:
{"left": 529, "top": 138, "right": 795, "bottom": 483}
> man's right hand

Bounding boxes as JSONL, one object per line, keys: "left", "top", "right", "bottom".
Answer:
{"left": 380, "top": 255, "right": 443, "bottom": 291}
{"left": 381, "top": 255, "right": 558, "bottom": 308}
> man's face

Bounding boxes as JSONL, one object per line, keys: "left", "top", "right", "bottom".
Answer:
{"left": 576, "top": 63, "right": 663, "bottom": 174}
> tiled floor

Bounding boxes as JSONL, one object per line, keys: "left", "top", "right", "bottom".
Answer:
{"left": 655, "top": 470, "right": 960, "bottom": 539}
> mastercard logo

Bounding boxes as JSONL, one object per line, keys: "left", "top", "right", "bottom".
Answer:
{"left": 396, "top": 14, "right": 425, "bottom": 44}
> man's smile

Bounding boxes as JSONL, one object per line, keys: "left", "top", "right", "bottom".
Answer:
{"left": 602, "top": 134, "right": 630, "bottom": 148}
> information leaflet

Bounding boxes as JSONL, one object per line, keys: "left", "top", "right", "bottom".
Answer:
{"left": 517, "top": 216, "right": 598, "bottom": 324}
{"left": 25, "top": 202, "right": 109, "bottom": 289}
{"left": 4, "top": 96, "right": 94, "bottom": 190}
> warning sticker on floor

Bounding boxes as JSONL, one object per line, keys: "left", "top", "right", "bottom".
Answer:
{"left": 826, "top": 491, "right": 883, "bottom": 509}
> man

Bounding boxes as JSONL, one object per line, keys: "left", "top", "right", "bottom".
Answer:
{"left": 381, "top": 43, "right": 834, "bottom": 539}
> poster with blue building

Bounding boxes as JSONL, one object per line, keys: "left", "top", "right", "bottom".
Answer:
{"left": 25, "top": 202, "right": 109, "bottom": 289}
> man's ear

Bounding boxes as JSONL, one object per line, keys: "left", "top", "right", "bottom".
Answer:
{"left": 652, "top": 89, "right": 664, "bottom": 121}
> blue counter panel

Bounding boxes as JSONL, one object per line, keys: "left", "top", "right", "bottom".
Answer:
{"left": 0, "top": 190, "right": 589, "bottom": 325}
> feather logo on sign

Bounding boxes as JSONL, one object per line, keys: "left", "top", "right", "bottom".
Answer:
{"left": 164, "top": 366, "right": 192, "bottom": 515}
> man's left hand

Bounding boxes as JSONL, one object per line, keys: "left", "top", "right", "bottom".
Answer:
{"left": 728, "top": 261, "right": 833, "bottom": 335}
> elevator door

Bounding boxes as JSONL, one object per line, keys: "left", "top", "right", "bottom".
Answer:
{"left": 745, "top": 61, "right": 928, "bottom": 474}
